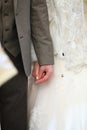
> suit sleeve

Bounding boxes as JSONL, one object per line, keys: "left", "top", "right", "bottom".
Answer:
{"left": 30, "top": 0, "right": 54, "bottom": 65}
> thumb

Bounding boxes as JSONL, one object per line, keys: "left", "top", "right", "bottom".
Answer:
{"left": 32, "top": 62, "right": 39, "bottom": 79}
{"left": 35, "top": 68, "right": 39, "bottom": 80}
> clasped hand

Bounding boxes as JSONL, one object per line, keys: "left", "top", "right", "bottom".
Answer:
{"left": 32, "top": 61, "right": 54, "bottom": 84}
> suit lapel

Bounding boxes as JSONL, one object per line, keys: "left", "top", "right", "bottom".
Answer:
{"left": 13, "top": 0, "right": 18, "bottom": 13}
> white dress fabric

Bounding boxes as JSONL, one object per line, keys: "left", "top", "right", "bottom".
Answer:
{"left": 29, "top": 0, "right": 87, "bottom": 130}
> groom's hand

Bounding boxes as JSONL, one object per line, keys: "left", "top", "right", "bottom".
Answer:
{"left": 32, "top": 62, "right": 53, "bottom": 84}
{"left": 36, "top": 65, "right": 53, "bottom": 84}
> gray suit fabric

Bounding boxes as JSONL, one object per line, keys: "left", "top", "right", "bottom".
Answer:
{"left": 0, "top": 1, "right": 54, "bottom": 130}
{"left": 14, "top": 0, "right": 54, "bottom": 76}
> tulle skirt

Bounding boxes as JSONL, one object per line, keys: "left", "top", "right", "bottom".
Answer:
{"left": 28, "top": 57, "right": 87, "bottom": 130}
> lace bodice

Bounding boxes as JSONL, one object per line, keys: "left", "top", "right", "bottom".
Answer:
{"left": 46, "top": 0, "right": 87, "bottom": 69}
{"left": 31, "top": 0, "right": 87, "bottom": 69}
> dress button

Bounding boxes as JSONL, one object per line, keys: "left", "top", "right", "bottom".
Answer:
{"left": 62, "top": 53, "right": 65, "bottom": 56}
{"left": 61, "top": 74, "right": 64, "bottom": 77}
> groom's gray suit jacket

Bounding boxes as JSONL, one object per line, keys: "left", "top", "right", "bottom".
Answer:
{"left": 13, "top": 0, "right": 54, "bottom": 76}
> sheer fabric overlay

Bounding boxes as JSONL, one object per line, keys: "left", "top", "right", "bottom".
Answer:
{"left": 29, "top": 1, "right": 87, "bottom": 130}
{"left": 47, "top": 0, "right": 87, "bottom": 70}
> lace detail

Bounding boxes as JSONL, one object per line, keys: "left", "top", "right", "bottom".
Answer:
{"left": 29, "top": 106, "right": 43, "bottom": 130}
{"left": 29, "top": 104, "right": 49, "bottom": 130}
{"left": 46, "top": 0, "right": 87, "bottom": 69}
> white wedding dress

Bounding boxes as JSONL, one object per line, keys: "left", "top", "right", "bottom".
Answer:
{"left": 29, "top": 0, "right": 87, "bottom": 130}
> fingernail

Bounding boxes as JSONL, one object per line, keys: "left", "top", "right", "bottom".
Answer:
{"left": 36, "top": 76, "right": 39, "bottom": 80}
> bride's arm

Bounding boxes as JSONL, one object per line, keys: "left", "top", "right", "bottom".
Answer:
{"left": 31, "top": 41, "right": 37, "bottom": 62}
{"left": 31, "top": 42, "right": 41, "bottom": 80}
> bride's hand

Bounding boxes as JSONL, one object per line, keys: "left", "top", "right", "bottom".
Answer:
{"left": 32, "top": 61, "right": 42, "bottom": 81}
{"left": 32, "top": 61, "right": 54, "bottom": 84}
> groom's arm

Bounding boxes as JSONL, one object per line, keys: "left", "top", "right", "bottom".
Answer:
{"left": 30, "top": 0, "right": 54, "bottom": 66}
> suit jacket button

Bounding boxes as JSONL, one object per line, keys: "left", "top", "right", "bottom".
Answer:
{"left": 4, "top": 0, "right": 8, "bottom": 3}
{"left": 20, "top": 36, "right": 24, "bottom": 39}
{"left": 4, "top": 41, "right": 8, "bottom": 44}
{"left": 16, "top": 13, "right": 19, "bottom": 16}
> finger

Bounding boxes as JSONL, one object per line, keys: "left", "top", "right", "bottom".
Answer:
{"left": 35, "top": 71, "right": 46, "bottom": 83}
{"left": 35, "top": 68, "right": 40, "bottom": 80}
{"left": 35, "top": 75, "right": 48, "bottom": 84}
{"left": 41, "top": 71, "right": 46, "bottom": 78}
{"left": 32, "top": 63, "right": 40, "bottom": 79}
{"left": 36, "top": 71, "right": 51, "bottom": 84}
{"left": 32, "top": 70, "right": 36, "bottom": 78}
{"left": 36, "top": 72, "right": 46, "bottom": 82}
{"left": 32, "top": 68, "right": 38, "bottom": 78}
{"left": 37, "top": 68, "right": 45, "bottom": 80}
